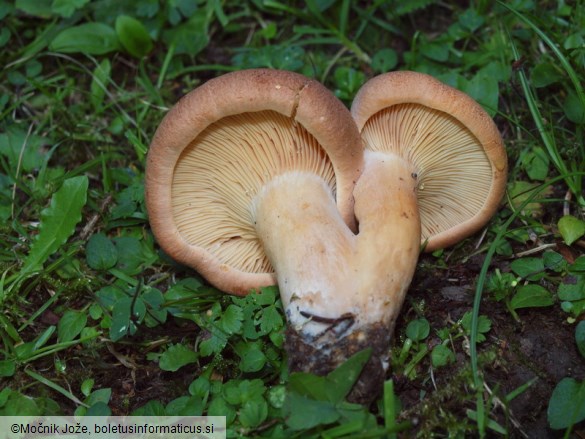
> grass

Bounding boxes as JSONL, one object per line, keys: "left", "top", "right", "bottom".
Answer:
{"left": 1, "top": 0, "right": 585, "bottom": 437}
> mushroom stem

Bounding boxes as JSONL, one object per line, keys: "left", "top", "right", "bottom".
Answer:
{"left": 354, "top": 150, "right": 421, "bottom": 329}
{"left": 252, "top": 151, "right": 421, "bottom": 403}
{"left": 252, "top": 171, "right": 356, "bottom": 335}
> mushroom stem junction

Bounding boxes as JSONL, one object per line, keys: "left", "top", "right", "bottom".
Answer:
{"left": 252, "top": 150, "right": 420, "bottom": 402}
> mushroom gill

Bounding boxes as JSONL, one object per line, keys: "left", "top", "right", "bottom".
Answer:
{"left": 171, "top": 110, "right": 336, "bottom": 273}
{"left": 360, "top": 103, "right": 493, "bottom": 244}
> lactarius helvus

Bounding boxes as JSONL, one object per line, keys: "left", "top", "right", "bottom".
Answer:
{"left": 145, "top": 69, "right": 507, "bottom": 404}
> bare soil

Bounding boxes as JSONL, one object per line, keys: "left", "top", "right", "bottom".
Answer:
{"left": 396, "top": 251, "right": 585, "bottom": 438}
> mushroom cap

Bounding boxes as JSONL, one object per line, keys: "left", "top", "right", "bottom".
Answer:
{"left": 145, "top": 69, "right": 363, "bottom": 295}
{"left": 351, "top": 71, "right": 507, "bottom": 251}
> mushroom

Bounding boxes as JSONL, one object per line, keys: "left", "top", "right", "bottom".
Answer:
{"left": 351, "top": 71, "right": 508, "bottom": 251}
{"left": 145, "top": 69, "right": 507, "bottom": 404}
{"left": 145, "top": 69, "right": 363, "bottom": 296}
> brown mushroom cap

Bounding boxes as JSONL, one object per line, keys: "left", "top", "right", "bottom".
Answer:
{"left": 145, "top": 69, "right": 363, "bottom": 295}
{"left": 351, "top": 71, "right": 507, "bottom": 251}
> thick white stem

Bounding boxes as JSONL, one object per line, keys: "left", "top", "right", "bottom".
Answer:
{"left": 252, "top": 150, "right": 420, "bottom": 337}
{"left": 353, "top": 150, "right": 421, "bottom": 327}
{"left": 252, "top": 154, "right": 421, "bottom": 403}
{"left": 251, "top": 172, "right": 357, "bottom": 335}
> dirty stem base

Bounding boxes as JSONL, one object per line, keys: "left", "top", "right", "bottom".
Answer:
{"left": 285, "top": 321, "right": 393, "bottom": 405}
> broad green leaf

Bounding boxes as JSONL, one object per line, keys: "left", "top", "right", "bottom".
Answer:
{"left": 58, "top": 310, "right": 87, "bottom": 343}
{"left": 458, "top": 8, "right": 484, "bottom": 31}
{"left": 548, "top": 378, "right": 585, "bottom": 429}
{"left": 159, "top": 344, "right": 198, "bottom": 372}
{"left": 326, "top": 349, "right": 371, "bottom": 403}
{"left": 0, "top": 387, "right": 11, "bottom": 406}
{"left": 95, "top": 285, "right": 125, "bottom": 309}
{"left": 521, "top": 147, "right": 549, "bottom": 181}
{"left": 222, "top": 380, "right": 265, "bottom": 407}
{"left": 50, "top": 23, "right": 120, "bottom": 55}
{"left": 288, "top": 372, "right": 329, "bottom": 401}
{"left": 0, "top": 126, "right": 49, "bottom": 172}
{"left": 238, "top": 344, "right": 266, "bottom": 372}
{"left": 14, "top": 342, "right": 35, "bottom": 360}
{"left": 85, "top": 388, "right": 111, "bottom": 406}
{"left": 405, "top": 318, "right": 430, "bottom": 341}
{"left": 569, "top": 257, "right": 585, "bottom": 273}
{"left": 461, "top": 312, "right": 491, "bottom": 342}
{"left": 81, "top": 378, "right": 94, "bottom": 397}
{"left": 510, "top": 284, "right": 554, "bottom": 310}
{"left": 463, "top": 63, "right": 500, "bottom": 115}
{"left": 333, "top": 67, "right": 366, "bottom": 101}
{"left": 109, "top": 296, "right": 146, "bottom": 341}
{"left": 284, "top": 392, "right": 339, "bottom": 430}
{"left": 115, "top": 15, "right": 153, "bottom": 58}
{"left": 232, "top": 45, "right": 305, "bottom": 71}
{"left": 113, "top": 236, "right": 157, "bottom": 275}
{"left": 90, "top": 59, "right": 111, "bottom": 111}
{"left": 371, "top": 48, "right": 398, "bottom": 73}
{"left": 562, "top": 299, "right": 585, "bottom": 317}
{"left": 165, "top": 395, "right": 203, "bottom": 416}
{"left": 508, "top": 180, "right": 551, "bottom": 218}
{"left": 260, "top": 305, "right": 283, "bottom": 333}
{"left": 431, "top": 344, "right": 455, "bottom": 368}
{"left": 238, "top": 379, "right": 266, "bottom": 403}
{"left": 189, "top": 377, "right": 210, "bottom": 398}
{"left": 219, "top": 304, "right": 243, "bottom": 335}
{"left": 0, "top": 391, "right": 40, "bottom": 416}
{"left": 85, "top": 401, "right": 111, "bottom": 416}
{"left": 564, "top": 32, "right": 584, "bottom": 50}
{"left": 15, "top": 0, "right": 52, "bottom": 17}
{"left": 199, "top": 330, "right": 227, "bottom": 356}
{"left": 543, "top": 251, "right": 566, "bottom": 272}
{"left": 564, "top": 91, "right": 585, "bottom": 124}
{"left": 222, "top": 381, "right": 243, "bottom": 405}
{"left": 558, "top": 276, "right": 585, "bottom": 301}
{"left": 0, "top": 360, "right": 15, "bottom": 377}
{"left": 286, "top": 349, "right": 371, "bottom": 404}
{"left": 86, "top": 233, "right": 118, "bottom": 270}
{"left": 141, "top": 287, "right": 167, "bottom": 325}
{"left": 208, "top": 396, "right": 237, "bottom": 424}
{"left": 131, "top": 400, "right": 166, "bottom": 416}
{"left": 162, "top": 10, "right": 209, "bottom": 56}
{"left": 0, "top": 28, "right": 9, "bottom": 48}
{"left": 0, "top": 313, "right": 23, "bottom": 344}
{"left": 267, "top": 385, "right": 286, "bottom": 409}
{"left": 392, "top": 0, "right": 435, "bottom": 15}
{"left": 21, "top": 176, "right": 88, "bottom": 276}
{"left": 558, "top": 215, "right": 585, "bottom": 245}
{"left": 421, "top": 40, "right": 450, "bottom": 62}
{"left": 50, "top": 356, "right": 63, "bottom": 373}
{"left": 531, "top": 62, "right": 563, "bottom": 88}
{"left": 51, "top": 0, "right": 90, "bottom": 18}
{"left": 510, "top": 257, "right": 546, "bottom": 281}
{"left": 239, "top": 399, "right": 268, "bottom": 428}
{"left": 255, "top": 286, "right": 277, "bottom": 305}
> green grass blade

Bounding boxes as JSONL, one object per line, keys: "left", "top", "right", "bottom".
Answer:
{"left": 498, "top": 1, "right": 585, "bottom": 109}
{"left": 470, "top": 174, "right": 581, "bottom": 436}
{"left": 505, "top": 377, "right": 538, "bottom": 403}
{"left": 339, "top": 0, "right": 350, "bottom": 36}
{"left": 505, "top": 32, "right": 583, "bottom": 205}
{"left": 384, "top": 379, "right": 398, "bottom": 439}
{"left": 25, "top": 369, "right": 88, "bottom": 407}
